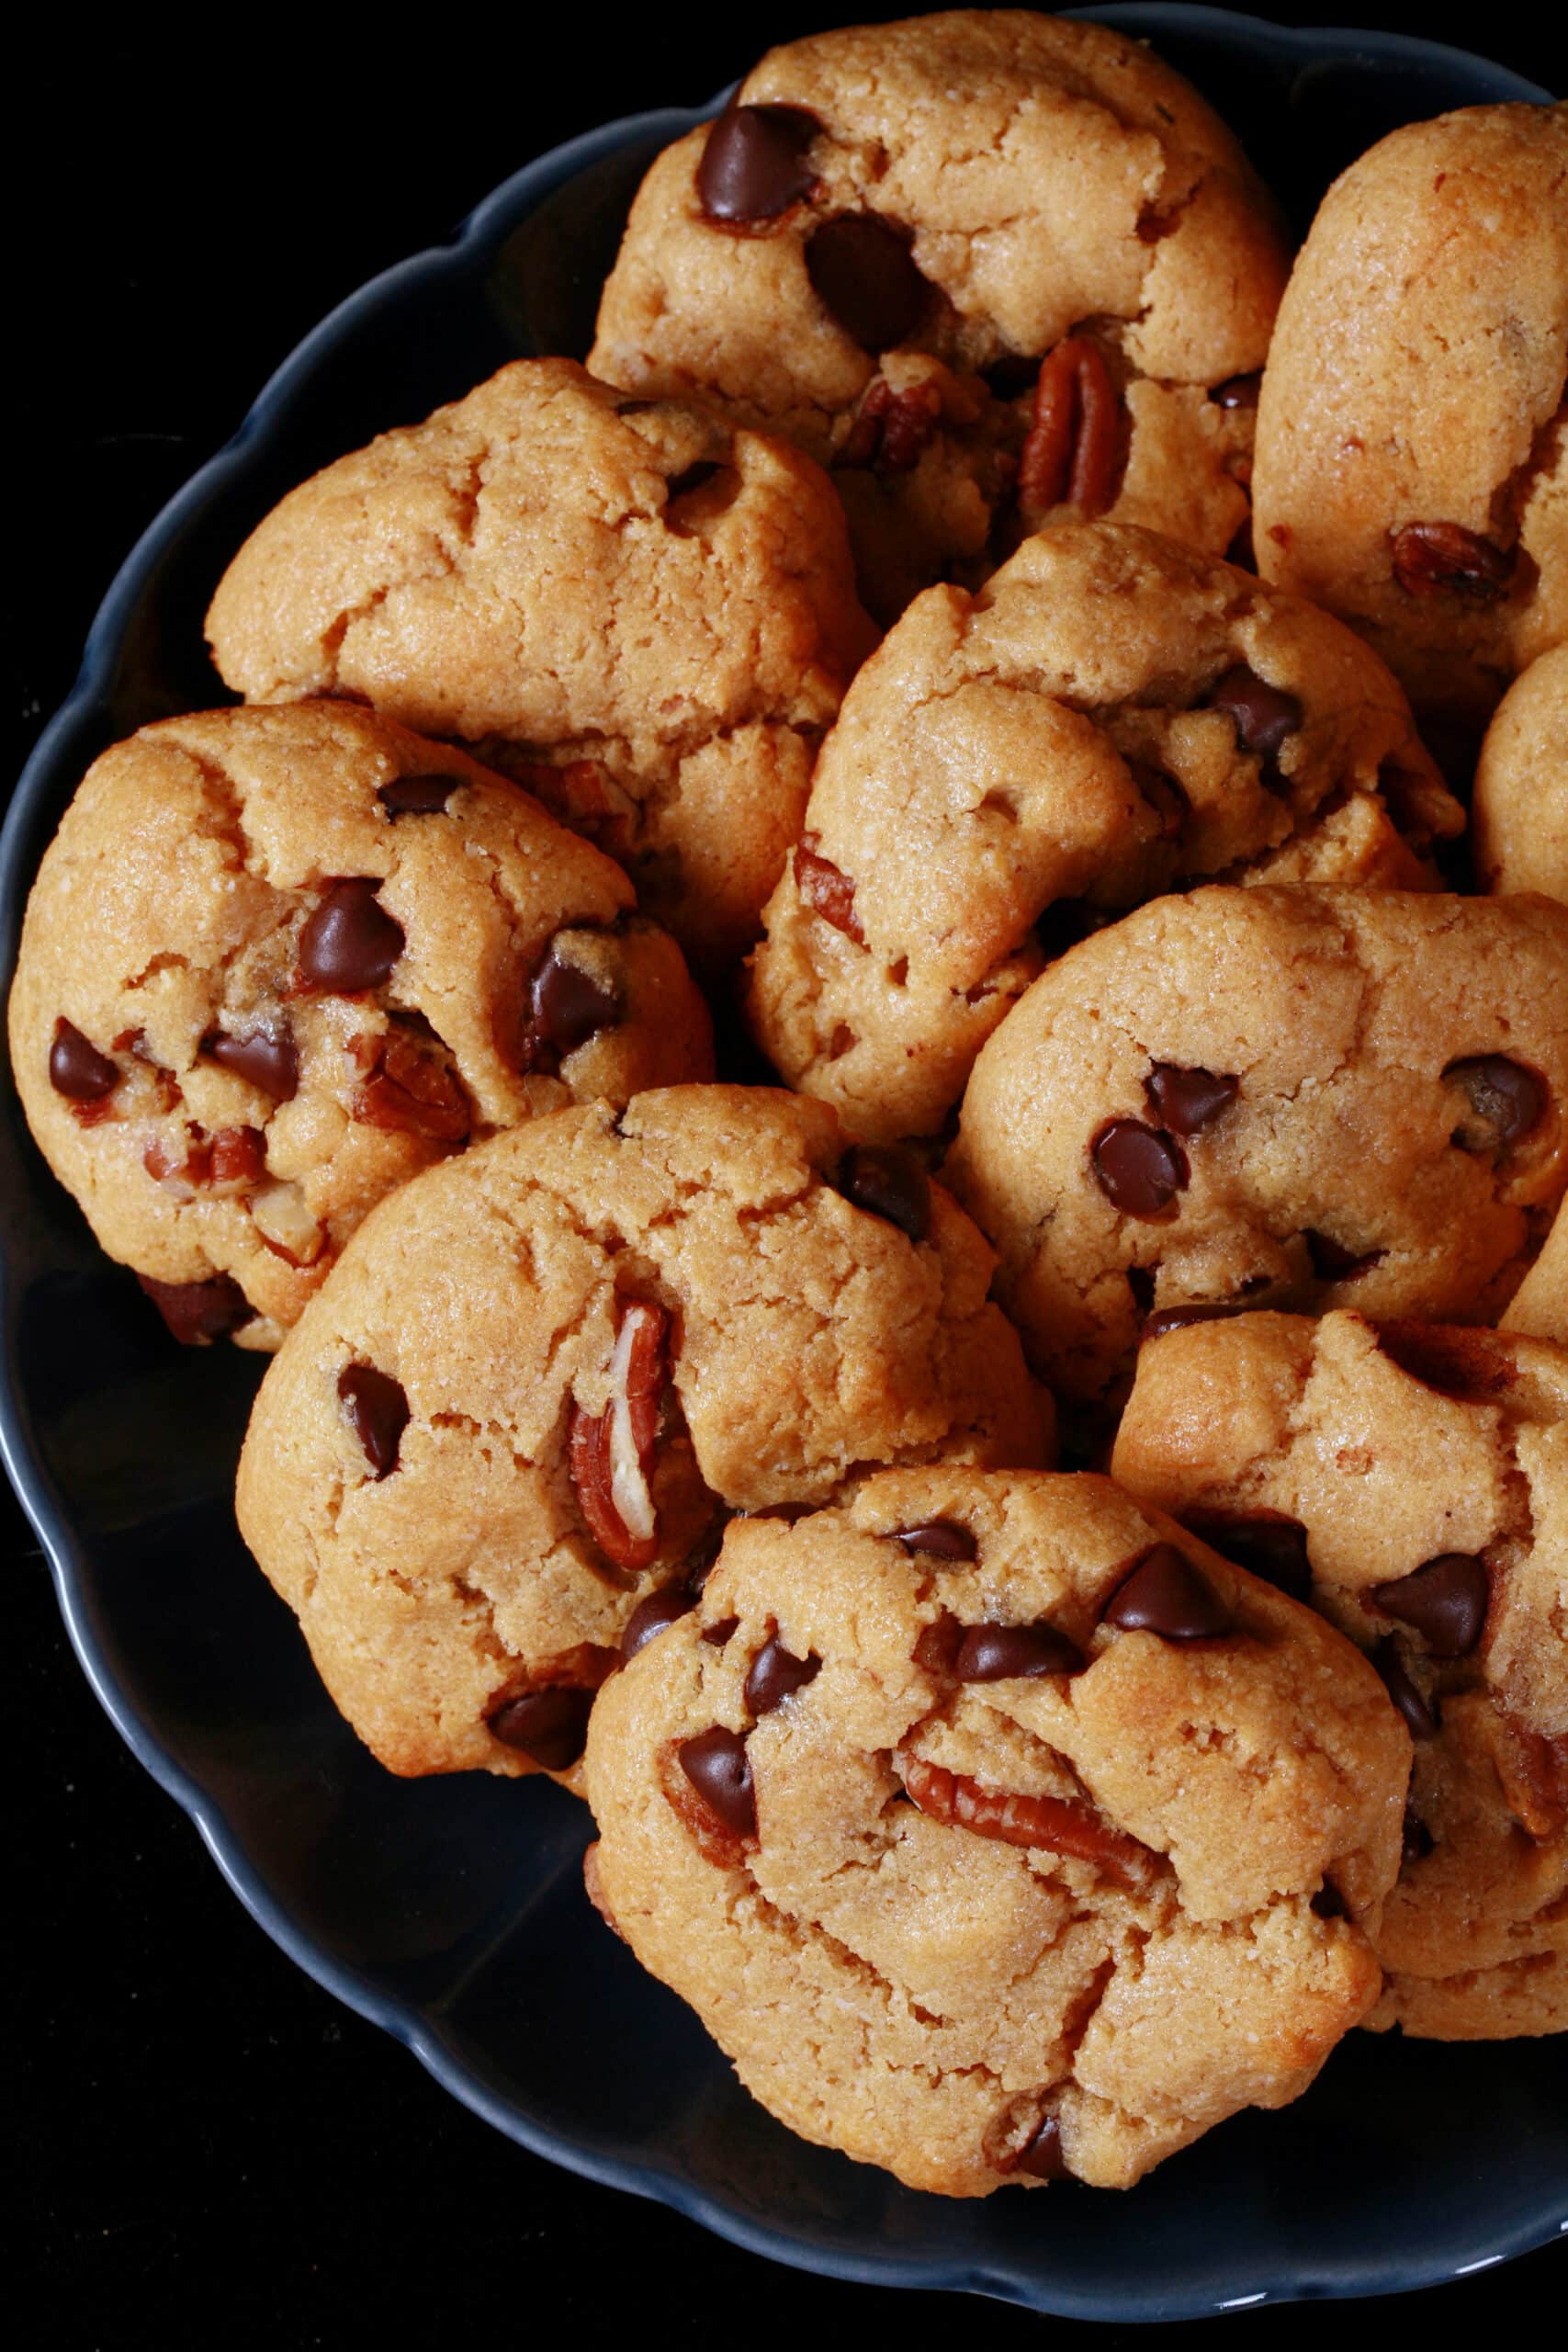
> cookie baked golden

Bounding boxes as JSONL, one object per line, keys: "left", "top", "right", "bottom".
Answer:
{"left": 1472, "top": 646, "right": 1568, "bottom": 903}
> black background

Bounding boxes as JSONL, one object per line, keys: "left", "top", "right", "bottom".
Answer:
{"left": 12, "top": 7, "right": 1565, "bottom": 2345}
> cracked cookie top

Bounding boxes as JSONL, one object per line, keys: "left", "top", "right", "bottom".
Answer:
{"left": 748, "top": 522, "right": 1461, "bottom": 1146}
{"left": 205, "top": 358, "right": 876, "bottom": 969}
{"left": 1112, "top": 1309, "right": 1568, "bottom": 2039}
{"left": 1473, "top": 646, "right": 1568, "bottom": 904}
{"left": 7, "top": 702, "right": 713, "bottom": 1347}
{"left": 235, "top": 1088, "right": 1053, "bottom": 1784}
{"left": 582, "top": 1465, "right": 1405, "bottom": 2194}
{"left": 591, "top": 11, "right": 1289, "bottom": 619}
{"left": 1253, "top": 104, "right": 1568, "bottom": 741}
{"left": 945, "top": 886, "right": 1568, "bottom": 1405}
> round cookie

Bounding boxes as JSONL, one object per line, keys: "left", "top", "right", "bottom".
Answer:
{"left": 945, "top": 887, "right": 1568, "bottom": 1405}
{"left": 1253, "top": 104, "right": 1568, "bottom": 743}
{"left": 749, "top": 523, "right": 1461, "bottom": 1146}
{"left": 236, "top": 1089, "right": 1053, "bottom": 1783}
{"left": 583, "top": 1465, "right": 1407, "bottom": 2194}
{"left": 7, "top": 702, "right": 711, "bottom": 1348}
{"left": 1472, "top": 646, "right": 1568, "bottom": 902}
{"left": 1112, "top": 1310, "right": 1568, "bottom": 2038}
{"left": 591, "top": 12, "right": 1289, "bottom": 621}
{"left": 206, "top": 357, "right": 876, "bottom": 969}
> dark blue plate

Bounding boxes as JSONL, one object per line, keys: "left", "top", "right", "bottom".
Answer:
{"left": 4, "top": 7, "right": 1563, "bottom": 2320}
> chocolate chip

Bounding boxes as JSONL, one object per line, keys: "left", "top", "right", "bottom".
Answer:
{"left": 621, "top": 1584, "right": 697, "bottom": 1661}
{"left": 1444, "top": 1056, "right": 1546, "bottom": 1148}
{"left": 1209, "top": 664, "right": 1303, "bottom": 759}
{"left": 805, "top": 214, "right": 929, "bottom": 351}
{"left": 1091, "top": 1121, "right": 1188, "bottom": 1216}
{"left": 206, "top": 1026, "right": 299, "bottom": 1102}
{"left": 531, "top": 944, "right": 620, "bottom": 1056}
{"left": 1304, "top": 1229, "right": 1384, "bottom": 1283}
{"left": 1145, "top": 1064, "right": 1239, "bottom": 1136}
{"left": 1181, "top": 1510, "right": 1313, "bottom": 1603}
{"left": 1402, "top": 1810, "right": 1435, "bottom": 1864}
{"left": 697, "top": 102, "right": 819, "bottom": 222}
{"left": 1100, "top": 1543, "right": 1232, "bottom": 1640}
{"left": 678, "top": 1726, "right": 756, "bottom": 1838}
{"left": 138, "top": 1272, "right": 254, "bottom": 1345}
{"left": 337, "top": 1362, "right": 410, "bottom": 1479}
{"left": 745, "top": 1634, "right": 821, "bottom": 1716}
{"left": 838, "top": 1143, "right": 931, "bottom": 1245}
{"left": 893, "top": 1520, "right": 978, "bottom": 1562}
{"left": 1212, "top": 373, "right": 1262, "bottom": 411}
{"left": 955, "top": 1622, "right": 1084, "bottom": 1681}
{"left": 1369, "top": 1553, "right": 1488, "bottom": 1660}
{"left": 702, "top": 1615, "right": 739, "bottom": 1647}
{"left": 1016, "top": 2115, "right": 1068, "bottom": 2182}
{"left": 298, "top": 879, "right": 404, "bottom": 992}
{"left": 1311, "top": 1882, "right": 1348, "bottom": 1919}
{"left": 378, "top": 774, "right": 457, "bottom": 817}
{"left": 489, "top": 1686, "right": 594, "bottom": 1771}
{"left": 1375, "top": 1639, "right": 1439, "bottom": 1741}
{"left": 49, "top": 1019, "right": 118, "bottom": 1102}
{"left": 1142, "top": 1302, "right": 1247, "bottom": 1341}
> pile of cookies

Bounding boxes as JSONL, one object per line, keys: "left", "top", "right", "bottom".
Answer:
{"left": 10, "top": 14, "right": 1565, "bottom": 2198}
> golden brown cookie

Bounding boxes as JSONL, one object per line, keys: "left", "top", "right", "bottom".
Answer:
{"left": 206, "top": 358, "right": 876, "bottom": 968}
{"left": 1472, "top": 646, "right": 1568, "bottom": 902}
{"left": 584, "top": 1465, "right": 1407, "bottom": 2193}
{"left": 749, "top": 523, "right": 1460, "bottom": 1145}
{"left": 1112, "top": 1310, "right": 1568, "bottom": 2038}
{"left": 7, "top": 702, "right": 711, "bottom": 1347}
{"left": 236, "top": 1089, "right": 1052, "bottom": 1783}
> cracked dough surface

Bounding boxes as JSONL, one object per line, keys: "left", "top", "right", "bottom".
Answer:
{"left": 591, "top": 11, "right": 1287, "bottom": 619}
{"left": 749, "top": 523, "right": 1460, "bottom": 1144}
{"left": 236, "top": 1088, "right": 1052, "bottom": 1781}
{"left": 7, "top": 702, "right": 711, "bottom": 1340}
{"left": 205, "top": 358, "right": 876, "bottom": 968}
{"left": 583, "top": 1466, "right": 1405, "bottom": 2193}
{"left": 945, "top": 886, "right": 1568, "bottom": 1404}
{"left": 1472, "top": 646, "right": 1568, "bottom": 902}
{"left": 1113, "top": 1309, "right": 1568, "bottom": 2037}
{"left": 1253, "top": 103, "right": 1568, "bottom": 737}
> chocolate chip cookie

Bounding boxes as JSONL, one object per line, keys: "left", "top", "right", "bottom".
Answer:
{"left": 235, "top": 1089, "right": 1053, "bottom": 1783}
{"left": 945, "top": 887, "right": 1568, "bottom": 1405}
{"left": 8, "top": 702, "right": 712, "bottom": 1347}
{"left": 206, "top": 358, "right": 876, "bottom": 968}
{"left": 749, "top": 523, "right": 1460, "bottom": 1145}
{"left": 583, "top": 1465, "right": 1406, "bottom": 2192}
{"left": 1253, "top": 103, "right": 1568, "bottom": 742}
{"left": 1472, "top": 646, "right": 1568, "bottom": 903}
{"left": 1113, "top": 1310, "right": 1568, "bottom": 2038}
{"left": 592, "top": 12, "right": 1289, "bottom": 620}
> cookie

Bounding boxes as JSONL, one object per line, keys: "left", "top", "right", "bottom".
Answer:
{"left": 1472, "top": 646, "right": 1568, "bottom": 902}
{"left": 945, "top": 887, "right": 1568, "bottom": 1405}
{"left": 1112, "top": 1310, "right": 1568, "bottom": 2038}
{"left": 1503, "top": 1198, "right": 1567, "bottom": 1343}
{"left": 235, "top": 1088, "right": 1052, "bottom": 1782}
{"left": 591, "top": 12, "right": 1289, "bottom": 620}
{"left": 749, "top": 523, "right": 1461, "bottom": 1145}
{"left": 1253, "top": 104, "right": 1568, "bottom": 742}
{"left": 206, "top": 358, "right": 876, "bottom": 968}
{"left": 583, "top": 1465, "right": 1407, "bottom": 2193}
{"left": 7, "top": 702, "right": 711, "bottom": 1347}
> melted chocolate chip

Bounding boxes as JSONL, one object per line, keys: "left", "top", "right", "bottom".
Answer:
{"left": 1304, "top": 1229, "right": 1384, "bottom": 1283}
{"left": 745, "top": 1635, "right": 821, "bottom": 1716}
{"left": 697, "top": 102, "right": 819, "bottom": 222}
{"left": 805, "top": 214, "right": 929, "bottom": 351}
{"left": 1181, "top": 1510, "right": 1313, "bottom": 1603}
{"left": 1091, "top": 1121, "right": 1188, "bottom": 1216}
{"left": 490, "top": 1686, "right": 594, "bottom": 1771}
{"left": 621, "top": 1585, "right": 697, "bottom": 1661}
{"left": 1100, "top": 1543, "right": 1232, "bottom": 1640}
{"left": 1375, "top": 1639, "right": 1439, "bottom": 1741}
{"left": 49, "top": 1019, "right": 118, "bottom": 1101}
{"left": 955, "top": 1622, "right": 1083, "bottom": 1681}
{"left": 337, "top": 1362, "right": 410, "bottom": 1478}
{"left": 893, "top": 1520, "right": 978, "bottom": 1562}
{"left": 531, "top": 945, "right": 620, "bottom": 1056}
{"left": 137, "top": 1272, "right": 254, "bottom": 1345}
{"left": 838, "top": 1144, "right": 931, "bottom": 1245}
{"left": 1145, "top": 1064, "right": 1239, "bottom": 1136}
{"left": 378, "top": 773, "right": 457, "bottom": 817}
{"left": 1209, "top": 664, "right": 1303, "bottom": 759}
{"left": 1016, "top": 2115, "right": 1068, "bottom": 2182}
{"left": 206, "top": 1026, "right": 299, "bottom": 1102}
{"left": 1369, "top": 1553, "right": 1488, "bottom": 1660}
{"left": 678, "top": 1725, "right": 756, "bottom": 1838}
{"left": 1444, "top": 1056, "right": 1547, "bottom": 1148}
{"left": 298, "top": 879, "right": 404, "bottom": 992}
{"left": 1212, "top": 373, "right": 1262, "bottom": 411}
{"left": 1142, "top": 1302, "right": 1247, "bottom": 1341}
{"left": 702, "top": 1615, "right": 739, "bottom": 1647}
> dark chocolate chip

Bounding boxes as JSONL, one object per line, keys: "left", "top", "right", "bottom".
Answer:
{"left": 49, "top": 1019, "right": 118, "bottom": 1101}
{"left": 697, "top": 102, "right": 819, "bottom": 222}
{"left": 678, "top": 1725, "right": 756, "bottom": 1838}
{"left": 805, "top": 213, "right": 929, "bottom": 352}
{"left": 531, "top": 945, "right": 620, "bottom": 1056}
{"left": 1101, "top": 1543, "right": 1232, "bottom": 1639}
{"left": 298, "top": 879, "right": 404, "bottom": 992}
{"left": 893, "top": 1520, "right": 978, "bottom": 1561}
{"left": 1181, "top": 1510, "right": 1313, "bottom": 1603}
{"left": 1142, "top": 1302, "right": 1247, "bottom": 1341}
{"left": 1444, "top": 1055, "right": 1547, "bottom": 1148}
{"left": 702, "top": 1615, "right": 739, "bottom": 1647}
{"left": 1212, "top": 373, "right": 1262, "bottom": 411}
{"left": 838, "top": 1143, "right": 931, "bottom": 1244}
{"left": 378, "top": 773, "right": 457, "bottom": 817}
{"left": 489, "top": 1685, "right": 594, "bottom": 1771}
{"left": 206, "top": 1026, "right": 299, "bottom": 1101}
{"left": 1209, "top": 664, "right": 1303, "bottom": 758}
{"left": 621, "top": 1584, "right": 698, "bottom": 1661}
{"left": 1091, "top": 1120, "right": 1188, "bottom": 1216}
{"left": 1304, "top": 1228, "right": 1384, "bottom": 1283}
{"left": 1375, "top": 1639, "right": 1439, "bottom": 1741}
{"left": 955, "top": 1622, "right": 1084, "bottom": 1681}
{"left": 137, "top": 1272, "right": 254, "bottom": 1345}
{"left": 337, "top": 1362, "right": 410, "bottom": 1479}
{"left": 1369, "top": 1553, "right": 1488, "bottom": 1660}
{"left": 1145, "top": 1063, "right": 1239, "bottom": 1136}
{"left": 1016, "top": 2115, "right": 1068, "bottom": 2182}
{"left": 1402, "top": 1810, "right": 1435, "bottom": 1865}
{"left": 745, "top": 1634, "right": 821, "bottom": 1716}
{"left": 1311, "top": 1882, "right": 1348, "bottom": 1919}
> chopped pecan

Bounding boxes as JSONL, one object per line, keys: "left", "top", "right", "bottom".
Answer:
{"left": 838, "top": 377, "right": 942, "bottom": 474}
{"left": 146, "top": 1123, "right": 266, "bottom": 1196}
{"left": 1390, "top": 522, "right": 1517, "bottom": 601}
{"left": 570, "top": 1301, "right": 671, "bottom": 1573}
{"left": 901, "top": 1753, "right": 1156, "bottom": 1887}
{"left": 794, "top": 834, "right": 864, "bottom": 944}
{"left": 1018, "top": 336, "right": 1121, "bottom": 521}
{"left": 514, "top": 756, "right": 637, "bottom": 861}
{"left": 251, "top": 1181, "right": 325, "bottom": 1266}
{"left": 1487, "top": 1716, "right": 1568, "bottom": 1841}
{"left": 353, "top": 1025, "right": 470, "bottom": 1143}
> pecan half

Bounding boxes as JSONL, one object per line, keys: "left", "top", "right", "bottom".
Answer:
{"left": 794, "top": 834, "right": 864, "bottom": 944}
{"left": 838, "top": 377, "right": 941, "bottom": 474}
{"left": 1390, "top": 522, "right": 1517, "bottom": 602}
{"left": 901, "top": 1754, "right": 1156, "bottom": 1887}
{"left": 570, "top": 1301, "right": 671, "bottom": 1573}
{"left": 1018, "top": 336, "right": 1121, "bottom": 521}
{"left": 354, "top": 1025, "right": 470, "bottom": 1142}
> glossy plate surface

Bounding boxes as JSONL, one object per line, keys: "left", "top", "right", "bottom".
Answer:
{"left": 4, "top": 6, "right": 1563, "bottom": 2320}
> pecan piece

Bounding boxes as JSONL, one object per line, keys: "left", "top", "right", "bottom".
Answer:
{"left": 515, "top": 756, "right": 637, "bottom": 861}
{"left": 570, "top": 1301, "right": 671, "bottom": 1573}
{"left": 1390, "top": 522, "right": 1517, "bottom": 601}
{"left": 794, "top": 834, "right": 864, "bottom": 944}
{"left": 1018, "top": 336, "right": 1121, "bottom": 521}
{"left": 838, "top": 377, "right": 941, "bottom": 474}
{"left": 353, "top": 1025, "right": 470, "bottom": 1142}
{"left": 1485, "top": 1716, "right": 1568, "bottom": 1841}
{"left": 901, "top": 1754, "right": 1156, "bottom": 1887}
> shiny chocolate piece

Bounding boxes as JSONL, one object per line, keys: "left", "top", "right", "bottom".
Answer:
{"left": 838, "top": 1143, "right": 931, "bottom": 1244}
{"left": 1145, "top": 1063, "right": 1239, "bottom": 1136}
{"left": 955, "top": 1622, "right": 1083, "bottom": 1681}
{"left": 49, "top": 1018, "right": 118, "bottom": 1102}
{"left": 1181, "top": 1510, "right": 1313, "bottom": 1604}
{"left": 298, "top": 878, "right": 404, "bottom": 992}
{"left": 1100, "top": 1543, "right": 1232, "bottom": 1640}
{"left": 1091, "top": 1120, "right": 1188, "bottom": 1216}
{"left": 337, "top": 1362, "right": 410, "bottom": 1479}
{"left": 1208, "top": 664, "right": 1303, "bottom": 759}
{"left": 206, "top": 1025, "right": 299, "bottom": 1102}
{"left": 805, "top": 213, "right": 928, "bottom": 352}
{"left": 1444, "top": 1055, "right": 1547, "bottom": 1148}
{"left": 1305, "top": 1228, "right": 1384, "bottom": 1283}
{"left": 678, "top": 1726, "right": 757, "bottom": 1838}
{"left": 1015, "top": 2115, "right": 1069, "bottom": 2182}
{"left": 697, "top": 102, "right": 819, "bottom": 222}
{"left": 378, "top": 773, "right": 457, "bottom": 817}
{"left": 893, "top": 1520, "right": 977, "bottom": 1562}
{"left": 1212, "top": 372, "right": 1262, "bottom": 410}
{"left": 621, "top": 1584, "right": 697, "bottom": 1661}
{"left": 702, "top": 1615, "right": 739, "bottom": 1648}
{"left": 490, "top": 1685, "right": 594, "bottom": 1771}
{"left": 137, "top": 1272, "right": 253, "bottom": 1345}
{"left": 744, "top": 1634, "right": 821, "bottom": 1716}
{"left": 1375, "top": 1639, "right": 1439, "bottom": 1742}
{"left": 1369, "top": 1553, "right": 1488, "bottom": 1660}
{"left": 1142, "top": 1302, "right": 1247, "bottom": 1342}
{"left": 531, "top": 945, "right": 620, "bottom": 1056}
